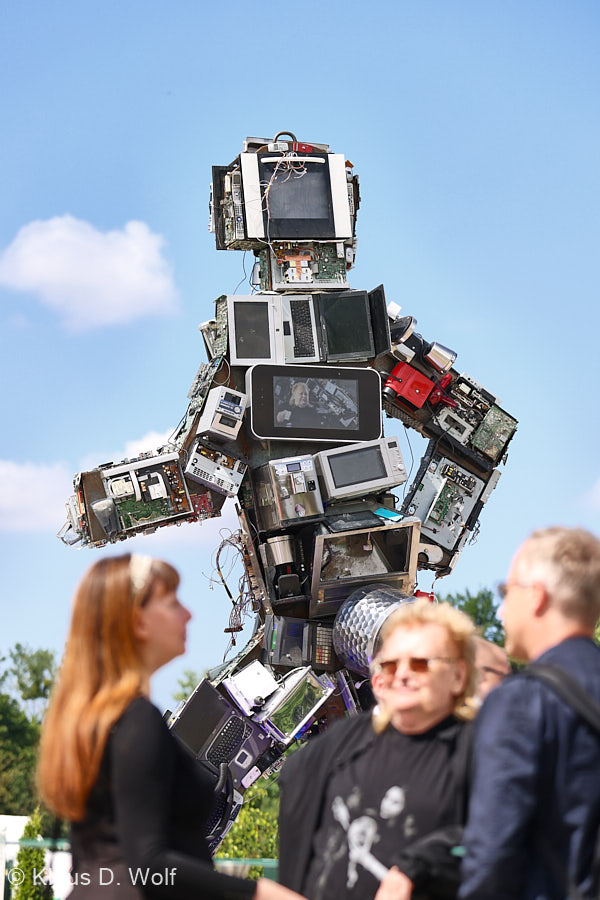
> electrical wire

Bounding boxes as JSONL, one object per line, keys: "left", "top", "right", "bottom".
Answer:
{"left": 207, "top": 529, "right": 257, "bottom": 659}
{"left": 232, "top": 251, "right": 248, "bottom": 295}
{"left": 401, "top": 422, "right": 415, "bottom": 500}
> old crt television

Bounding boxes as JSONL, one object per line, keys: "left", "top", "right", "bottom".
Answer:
{"left": 314, "top": 437, "right": 408, "bottom": 502}
{"left": 239, "top": 151, "right": 352, "bottom": 242}
{"left": 309, "top": 519, "right": 421, "bottom": 617}
{"left": 245, "top": 364, "right": 382, "bottom": 443}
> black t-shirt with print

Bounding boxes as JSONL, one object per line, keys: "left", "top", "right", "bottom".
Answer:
{"left": 303, "top": 716, "right": 462, "bottom": 900}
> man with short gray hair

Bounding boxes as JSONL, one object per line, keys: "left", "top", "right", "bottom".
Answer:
{"left": 460, "top": 526, "right": 600, "bottom": 900}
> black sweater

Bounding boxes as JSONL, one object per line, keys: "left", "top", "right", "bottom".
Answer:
{"left": 70, "top": 696, "right": 255, "bottom": 900}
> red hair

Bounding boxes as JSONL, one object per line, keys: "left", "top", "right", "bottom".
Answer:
{"left": 37, "top": 554, "right": 179, "bottom": 820}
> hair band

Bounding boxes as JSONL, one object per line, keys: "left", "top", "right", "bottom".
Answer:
{"left": 129, "top": 554, "right": 154, "bottom": 596}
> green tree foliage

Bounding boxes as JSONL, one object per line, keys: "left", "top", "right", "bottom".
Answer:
{"left": 216, "top": 779, "right": 280, "bottom": 878}
{"left": 12, "top": 807, "right": 51, "bottom": 900}
{"left": 0, "top": 694, "right": 40, "bottom": 815}
{"left": 1, "top": 644, "right": 57, "bottom": 723}
{"left": 172, "top": 668, "right": 203, "bottom": 703}
{"left": 441, "top": 587, "right": 505, "bottom": 645}
{"left": 0, "top": 646, "right": 57, "bottom": 830}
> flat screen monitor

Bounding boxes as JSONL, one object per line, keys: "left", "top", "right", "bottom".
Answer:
{"left": 257, "top": 669, "right": 334, "bottom": 743}
{"left": 230, "top": 299, "right": 273, "bottom": 361}
{"left": 246, "top": 364, "right": 382, "bottom": 443}
{"left": 318, "top": 292, "right": 374, "bottom": 361}
{"left": 170, "top": 679, "right": 228, "bottom": 754}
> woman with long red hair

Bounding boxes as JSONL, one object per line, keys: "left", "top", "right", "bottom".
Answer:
{"left": 38, "top": 553, "right": 303, "bottom": 900}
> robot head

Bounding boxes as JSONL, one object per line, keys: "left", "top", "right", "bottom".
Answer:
{"left": 210, "top": 132, "right": 360, "bottom": 291}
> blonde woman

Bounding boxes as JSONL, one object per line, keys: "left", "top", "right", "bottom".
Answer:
{"left": 38, "top": 554, "right": 304, "bottom": 900}
{"left": 278, "top": 599, "right": 477, "bottom": 900}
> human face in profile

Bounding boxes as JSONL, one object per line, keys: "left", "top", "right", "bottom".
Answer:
{"left": 134, "top": 580, "right": 192, "bottom": 674}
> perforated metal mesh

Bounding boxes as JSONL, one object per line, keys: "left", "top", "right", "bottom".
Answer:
{"left": 333, "top": 585, "right": 414, "bottom": 676}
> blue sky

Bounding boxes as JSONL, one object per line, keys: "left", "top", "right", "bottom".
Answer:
{"left": 1, "top": 1, "right": 598, "bottom": 710}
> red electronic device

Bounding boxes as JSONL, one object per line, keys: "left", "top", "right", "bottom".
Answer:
{"left": 383, "top": 362, "right": 434, "bottom": 409}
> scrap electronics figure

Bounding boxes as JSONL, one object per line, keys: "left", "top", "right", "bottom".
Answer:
{"left": 59, "top": 132, "right": 517, "bottom": 847}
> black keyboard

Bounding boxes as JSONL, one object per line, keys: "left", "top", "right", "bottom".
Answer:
{"left": 206, "top": 716, "right": 249, "bottom": 765}
{"left": 291, "top": 299, "right": 315, "bottom": 357}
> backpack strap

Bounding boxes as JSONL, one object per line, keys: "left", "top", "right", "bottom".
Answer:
{"left": 527, "top": 663, "right": 600, "bottom": 733}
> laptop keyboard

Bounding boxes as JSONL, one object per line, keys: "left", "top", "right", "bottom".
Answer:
{"left": 291, "top": 298, "right": 316, "bottom": 358}
{"left": 206, "top": 716, "right": 250, "bottom": 765}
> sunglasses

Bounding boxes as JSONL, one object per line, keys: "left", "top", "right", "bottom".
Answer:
{"left": 497, "top": 579, "right": 540, "bottom": 599}
{"left": 373, "top": 656, "right": 459, "bottom": 677}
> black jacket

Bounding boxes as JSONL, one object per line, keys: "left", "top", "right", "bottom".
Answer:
{"left": 278, "top": 712, "right": 471, "bottom": 898}
{"left": 460, "top": 637, "right": 600, "bottom": 900}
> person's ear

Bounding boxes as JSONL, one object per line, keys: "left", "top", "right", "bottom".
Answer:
{"left": 451, "top": 658, "right": 469, "bottom": 697}
{"left": 371, "top": 670, "right": 386, "bottom": 704}
{"left": 131, "top": 606, "right": 149, "bottom": 642}
{"left": 531, "top": 583, "right": 550, "bottom": 617}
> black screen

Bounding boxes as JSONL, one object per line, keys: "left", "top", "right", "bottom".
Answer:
{"left": 233, "top": 301, "right": 271, "bottom": 359}
{"left": 267, "top": 166, "right": 330, "bottom": 220}
{"left": 329, "top": 446, "right": 387, "bottom": 489}
{"left": 171, "top": 681, "right": 227, "bottom": 752}
{"left": 258, "top": 154, "right": 335, "bottom": 240}
{"left": 318, "top": 292, "right": 374, "bottom": 360}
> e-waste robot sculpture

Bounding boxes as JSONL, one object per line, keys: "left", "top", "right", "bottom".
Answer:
{"left": 59, "top": 132, "right": 517, "bottom": 847}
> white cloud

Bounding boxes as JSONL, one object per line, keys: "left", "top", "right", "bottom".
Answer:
{"left": 123, "top": 429, "right": 176, "bottom": 458}
{"left": 0, "top": 460, "right": 73, "bottom": 532}
{"left": 0, "top": 215, "right": 178, "bottom": 330}
{"left": 79, "top": 428, "right": 176, "bottom": 472}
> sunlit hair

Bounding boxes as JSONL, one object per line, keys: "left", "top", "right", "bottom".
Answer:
{"left": 370, "top": 598, "right": 478, "bottom": 734}
{"left": 290, "top": 382, "right": 310, "bottom": 406}
{"left": 37, "top": 554, "right": 179, "bottom": 820}
{"left": 517, "top": 527, "right": 600, "bottom": 629}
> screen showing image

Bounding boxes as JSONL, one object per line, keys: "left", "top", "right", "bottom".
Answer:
{"left": 274, "top": 375, "right": 359, "bottom": 432}
{"left": 247, "top": 364, "right": 382, "bottom": 444}
{"left": 269, "top": 677, "right": 326, "bottom": 739}
{"left": 329, "top": 446, "right": 387, "bottom": 489}
{"left": 233, "top": 301, "right": 272, "bottom": 359}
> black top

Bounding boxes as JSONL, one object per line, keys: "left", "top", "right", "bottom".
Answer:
{"left": 70, "top": 696, "right": 255, "bottom": 900}
{"left": 279, "top": 712, "right": 471, "bottom": 899}
{"left": 303, "top": 716, "right": 466, "bottom": 900}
